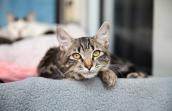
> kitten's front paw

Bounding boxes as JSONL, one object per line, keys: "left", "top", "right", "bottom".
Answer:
{"left": 100, "top": 70, "right": 117, "bottom": 88}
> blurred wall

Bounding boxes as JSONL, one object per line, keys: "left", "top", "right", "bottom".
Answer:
{"left": 87, "top": 0, "right": 100, "bottom": 36}
{"left": 153, "top": 0, "right": 172, "bottom": 76}
{"left": 103, "top": 0, "right": 115, "bottom": 53}
{"left": 60, "top": 0, "right": 100, "bottom": 36}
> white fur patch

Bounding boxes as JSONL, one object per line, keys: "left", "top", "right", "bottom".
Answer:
{"left": 82, "top": 73, "right": 97, "bottom": 79}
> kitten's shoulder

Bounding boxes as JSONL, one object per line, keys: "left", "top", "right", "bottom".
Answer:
{"left": 42, "top": 47, "right": 61, "bottom": 61}
{"left": 45, "top": 47, "right": 60, "bottom": 55}
{"left": 38, "top": 47, "right": 60, "bottom": 69}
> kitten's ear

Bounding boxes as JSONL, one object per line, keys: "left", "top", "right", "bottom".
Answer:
{"left": 95, "top": 21, "right": 110, "bottom": 48}
{"left": 6, "top": 12, "right": 16, "bottom": 23}
{"left": 26, "top": 12, "right": 35, "bottom": 22}
{"left": 57, "top": 27, "right": 73, "bottom": 51}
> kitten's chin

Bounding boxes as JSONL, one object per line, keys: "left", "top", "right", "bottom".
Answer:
{"left": 81, "top": 72, "right": 98, "bottom": 79}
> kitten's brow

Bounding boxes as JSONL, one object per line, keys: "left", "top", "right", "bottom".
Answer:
{"left": 80, "top": 43, "right": 85, "bottom": 51}
{"left": 77, "top": 47, "right": 81, "bottom": 52}
{"left": 79, "top": 37, "right": 94, "bottom": 51}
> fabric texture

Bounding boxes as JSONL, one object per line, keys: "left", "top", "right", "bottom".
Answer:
{"left": 0, "top": 77, "right": 172, "bottom": 111}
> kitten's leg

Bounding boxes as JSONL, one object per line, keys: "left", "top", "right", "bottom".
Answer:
{"left": 65, "top": 72, "right": 84, "bottom": 80}
{"left": 99, "top": 69, "right": 117, "bottom": 88}
{"left": 39, "top": 72, "right": 64, "bottom": 79}
{"left": 127, "top": 72, "right": 146, "bottom": 78}
{"left": 38, "top": 65, "right": 65, "bottom": 79}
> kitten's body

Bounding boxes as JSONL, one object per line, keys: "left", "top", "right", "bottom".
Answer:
{"left": 38, "top": 37, "right": 112, "bottom": 80}
{"left": 38, "top": 42, "right": 145, "bottom": 79}
{"left": 38, "top": 22, "right": 146, "bottom": 88}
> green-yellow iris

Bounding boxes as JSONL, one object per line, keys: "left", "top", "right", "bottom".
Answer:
{"left": 72, "top": 53, "right": 81, "bottom": 59}
{"left": 93, "top": 50, "right": 100, "bottom": 57}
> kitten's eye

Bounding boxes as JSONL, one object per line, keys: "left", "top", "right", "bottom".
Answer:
{"left": 93, "top": 50, "right": 100, "bottom": 57}
{"left": 72, "top": 53, "right": 81, "bottom": 59}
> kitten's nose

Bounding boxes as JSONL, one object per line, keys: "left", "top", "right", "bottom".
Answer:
{"left": 84, "top": 59, "right": 93, "bottom": 70}
{"left": 85, "top": 65, "right": 92, "bottom": 70}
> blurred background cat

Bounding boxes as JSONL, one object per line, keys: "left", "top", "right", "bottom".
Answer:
{"left": 0, "top": 12, "right": 55, "bottom": 41}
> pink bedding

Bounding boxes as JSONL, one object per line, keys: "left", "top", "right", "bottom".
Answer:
{"left": 0, "top": 61, "right": 37, "bottom": 82}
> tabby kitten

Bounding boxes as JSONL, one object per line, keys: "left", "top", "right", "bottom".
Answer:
{"left": 38, "top": 22, "right": 145, "bottom": 88}
{"left": 38, "top": 22, "right": 117, "bottom": 87}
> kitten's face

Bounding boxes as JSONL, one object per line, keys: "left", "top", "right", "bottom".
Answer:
{"left": 6, "top": 12, "right": 35, "bottom": 38}
{"left": 57, "top": 22, "right": 110, "bottom": 78}
{"left": 66, "top": 37, "right": 110, "bottom": 78}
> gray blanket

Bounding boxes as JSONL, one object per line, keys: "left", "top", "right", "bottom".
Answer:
{"left": 0, "top": 77, "right": 172, "bottom": 111}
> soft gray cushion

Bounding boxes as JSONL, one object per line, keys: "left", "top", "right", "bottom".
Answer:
{"left": 0, "top": 77, "right": 172, "bottom": 111}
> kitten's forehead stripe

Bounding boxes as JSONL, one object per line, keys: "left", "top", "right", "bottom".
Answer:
{"left": 91, "top": 44, "right": 94, "bottom": 50}
{"left": 78, "top": 37, "right": 94, "bottom": 51}
{"left": 87, "top": 38, "right": 91, "bottom": 49}
{"left": 78, "top": 47, "right": 81, "bottom": 52}
{"left": 80, "top": 42, "right": 85, "bottom": 51}
{"left": 87, "top": 38, "right": 90, "bottom": 49}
